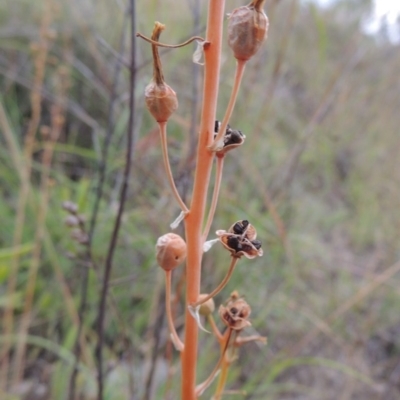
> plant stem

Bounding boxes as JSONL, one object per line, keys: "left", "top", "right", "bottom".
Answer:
{"left": 181, "top": 1, "right": 225, "bottom": 399}
{"left": 210, "top": 59, "right": 246, "bottom": 151}
{"left": 207, "top": 315, "right": 224, "bottom": 343}
{"left": 158, "top": 121, "right": 189, "bottom": 213}
{"left": 213, "top": 356, "right": 230, "bottom": 400}
{"left": 202, "top": 155, "right": 225, "bottom": 240}
{"left": 191, "top": 257, "right": 238, "bottom": 308}
{"left": 195, "top": 329, "right": 232, "bottom": 397}
{"left": 165, "top": 271, "right": 184, "bottom": 351}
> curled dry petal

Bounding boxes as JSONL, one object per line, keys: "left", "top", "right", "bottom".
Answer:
{"left": 156, "top": 233, "right": 187, "bottom": 271}
{"left": 227, "top": 0, "right": 269, "bottom": 61}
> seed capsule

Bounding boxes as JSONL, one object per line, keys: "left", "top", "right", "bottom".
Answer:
{"left": 227, "top": 0, "right": 269, "bottom": 61}
{"left": 219, "top": 295, "right": 251, "bottom": 331}
{"left": 156, "top": 233, "right": 187, "bottom": 271}
{"left": 144, "top": 22, "right": 178, "bottom": 123}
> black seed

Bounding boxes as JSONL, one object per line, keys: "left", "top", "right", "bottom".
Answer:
{"left": 251, "top": 240, "right": 262, "bottom": 250}
{"left": 233, "top": 220, "right": 249, "bottom": 235}
{"left": 227, "top": 236, "right": 241, "bottom": 251}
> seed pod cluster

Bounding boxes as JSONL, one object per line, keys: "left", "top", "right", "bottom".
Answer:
{"left": 156, "top": 233, "right": 187, "bottom": 271}
{"left": 227, "top": 0, "right": 269, "bottom": 61}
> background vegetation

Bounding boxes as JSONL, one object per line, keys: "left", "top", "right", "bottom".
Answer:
{"left": 1, "top": 0, "right": 400, "bottom": 399}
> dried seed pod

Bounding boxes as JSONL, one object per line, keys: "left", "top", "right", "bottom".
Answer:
{"left": 198, "top": 294, "right": 215, "bottom": 317}
{"left": 228, "top": 219, "right": 257, "bottom": 241}
{"left": 145, "top": 22, "right": 178, "bottom": 123}
{"left": 216, "top": 220, "right": 263, "bottom": 259}
{"left": 219, "top": 296, "right": 252, "bottom": 331}
{"left": 156, "top": 233, "right": 187, "bottom": 271}
{"left": 214, "top": 120, "right": 246, "bottom": 155}
{"left": 227, "top": 0, "right": 269, "bottom": 61}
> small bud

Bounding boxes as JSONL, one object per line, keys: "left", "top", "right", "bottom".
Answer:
{"left": 198, "top": 294, "right": 215, "bottom": 317}
{"left": 227, "top": 0, "right": 269, "bottom": 61}
{"left": 156, "top": 233, "right": 187, "bottom": 271}
{"left": 145, "top": 22, "right": 178, "bottom": 123}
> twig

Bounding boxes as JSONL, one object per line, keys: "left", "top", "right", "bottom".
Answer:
{"left": 95, "top": 0, "right": 136, "bottom": 398}
{"left": 136, "top": 33, "right": 207, "bottom": 48}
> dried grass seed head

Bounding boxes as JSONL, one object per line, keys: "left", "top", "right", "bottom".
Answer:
{"left": 145, "top": 22, "right": 178, "bottom": 123}
{"left": 227, "top": 0, "right": 269, "bottom": 61}
{"left": 156, "top": 232, "right": 187, "bottom": 271}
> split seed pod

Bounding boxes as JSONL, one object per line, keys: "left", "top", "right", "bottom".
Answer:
{"left": 156, "top": 233, "right": 187, "bottom": 271}
{"left": 219, "top": 295, "right": 252, "bottom": 331}
{"left": 227, "top": 0, "right": 269, "bottom": 61}
{"left": 145, "top": 22, "right": 178, "bottom": 122}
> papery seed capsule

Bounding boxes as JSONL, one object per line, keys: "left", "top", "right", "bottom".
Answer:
{"left": 156, "top": 233, "right": 187, "bottom": 271}
{"left": 145, "top": 22, "right": 178, "bottom": 123}
{"left": 145, "top": 82, "right": 178, "bottom": 123}
{"left": 227, "top": 0, "right": 269, "bottom": 61}
{"left": 219, "top": 297, "right": 252, "bottom": 331}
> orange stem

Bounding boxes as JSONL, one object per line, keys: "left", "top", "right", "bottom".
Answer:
{"left": 181, "top": 1, "right": 225, "bottom": 399}
{"left": 210, "top": 59, "right": 246, "bottom": 151}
